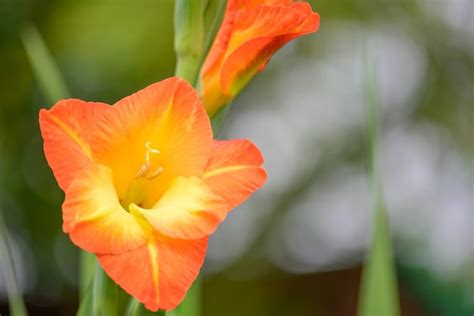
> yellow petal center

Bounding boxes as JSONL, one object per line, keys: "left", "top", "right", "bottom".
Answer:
{"left": 120, "top": 141, "right": 165, "bottom": 209}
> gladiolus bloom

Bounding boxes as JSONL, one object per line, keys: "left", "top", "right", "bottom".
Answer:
{"left": 200, "top": 0, "right": 320, "bottom": 115}
{"left": 39, "top": 78, "right": 266, "bottom": 311}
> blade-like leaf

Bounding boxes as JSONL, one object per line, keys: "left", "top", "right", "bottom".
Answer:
{"left": 21, "top": 25, "right": 70, "bottom": 104}
{"left": 78, "top": 261, "right": 120, "bottom": 316}
{"left": 80, "top": 251, "right": 96, "bottom": 300}
{"left": 77, "top": 283, "right": 93, "bottom": 316}
{"left": 92, "top": 263, "right": 118, "bottom": 316}
{"left": 357, "top": 47, "right": 400, "bottom": 316}
{"left": 0, "top": 207, "right": 28, "bottom": 316}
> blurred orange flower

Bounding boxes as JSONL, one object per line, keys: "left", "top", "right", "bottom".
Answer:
{"left": 200, "top": 0, "right": 320, "bottom": 115}
{"left": 39, "top": 78, "right": 266, "bottom": 311}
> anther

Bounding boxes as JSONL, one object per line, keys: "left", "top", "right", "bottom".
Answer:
{"left": 146, "top": 166, "right": 164, "bottom": 179}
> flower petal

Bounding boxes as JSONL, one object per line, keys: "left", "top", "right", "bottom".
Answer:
{"left": 131, "top": 176, "right": 227, "bottom": 240}
{"left": 63, "top": 163, "right": 151, "bottom": 254}
{"left": 97, "top": 233, "right": 208, "bottom": 311}
{"left": 203, "top": 139, "right": 267, "bottom": 209}
{"left": 39, "top": 99, "right": 109, "bottom": 191}
{"left": 91, "top": 77, "right": 213, "bottom": 209}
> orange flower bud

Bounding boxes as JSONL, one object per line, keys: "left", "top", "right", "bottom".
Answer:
{"left": 201, "top": 0, "right": 320, "bottom": 115}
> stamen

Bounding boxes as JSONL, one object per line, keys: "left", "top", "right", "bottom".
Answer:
{"left": 135, "top": 141, "right": 164, "bottom": 179}
{"left": 146, "top": 166, "right": 164, "bottom": 179}
{"left": 135, "top": 161, "right": 150, "bottom": 178}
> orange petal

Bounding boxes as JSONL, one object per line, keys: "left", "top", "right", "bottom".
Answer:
{"left": 63, "top": 163, "right": 151, "bottom": 254}
{"left": 131, "top": 176, "right": 227, "bottom": 240}
{"left": 90, "top": 77, "right": 213, "bottom": 209}
{"left": 98, "top": 233, "right": 208, "bottom": 311}
{"left": 39, "top": 99, "right": 109, "bottom": 191}
{"left": 203, "top": 139, "right": 267, "bottom": 209}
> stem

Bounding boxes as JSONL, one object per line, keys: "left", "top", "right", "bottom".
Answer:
{"left": 174, "top": 0, "right": 206, "bottom": 85}
{"left": 172, "top": 1, "right": 228, "bottom": 315}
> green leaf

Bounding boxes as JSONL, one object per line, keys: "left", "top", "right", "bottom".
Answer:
{"left": 77, "top": 283, "right": 93, "bottom": 316}
{"left": 357, "top": 47, "right": 400, "bottom": 316}
{"left": 21, "top": 25, "right": 70, "bottom": 104}
{"left": 0, "top": 207, "right": 28, "bottom": 316}
{"left": 79, "top": 251, "right": 96, "bottom": 300}
{"left": 78, "top": 263, "right": 119, "bottom": 316}
{"left": 92, "top": 263, "right": 118, "bottom": 316}
{"left": 78, "top": 261, "right": 120, "bottom": 316}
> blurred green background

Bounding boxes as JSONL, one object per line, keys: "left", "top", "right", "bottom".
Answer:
{"left": 0, "top": 0, "right": 473, "bottom": 315}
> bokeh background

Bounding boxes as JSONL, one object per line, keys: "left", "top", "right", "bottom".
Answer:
{"left": 0, "top": 0, "right": 473, "bottom": 315}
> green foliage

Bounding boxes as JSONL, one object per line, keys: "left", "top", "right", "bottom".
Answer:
{"left": 357, "top": 48, "right": 400, "bottom": 316}
{"left": 92, "top": 263, "right": 119, "bottom": 316}
{"left": 79, "top": 252, "right": 96, "bottom": 300}
{"left": 0, "top": 207, "right": 28, "bottom": 316}
{"left": 21, "top": 25, "right": 70, "bottom": 104}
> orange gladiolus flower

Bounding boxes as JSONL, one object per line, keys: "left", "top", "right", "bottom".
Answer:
{"left": 39, "top": 78, "right": 266, "bottom": 311}
{"left": 200, "top": 0, "right": 320, "bottom": 115}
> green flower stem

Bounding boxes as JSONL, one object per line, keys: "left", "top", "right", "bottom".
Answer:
{"left": 172, "top": 1, "right": 229, "bottom": 315}
{"left": 0, "top": 207, "right": 28, "bottom": 316}
{"left": 173, "top": 3, "right": 206, "bottom": 315}
{"left": 357, "top": 47, "right": 400, "bottom": 316}
{"left": 174, "top": 0, "right": 206, "bottom": 85}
